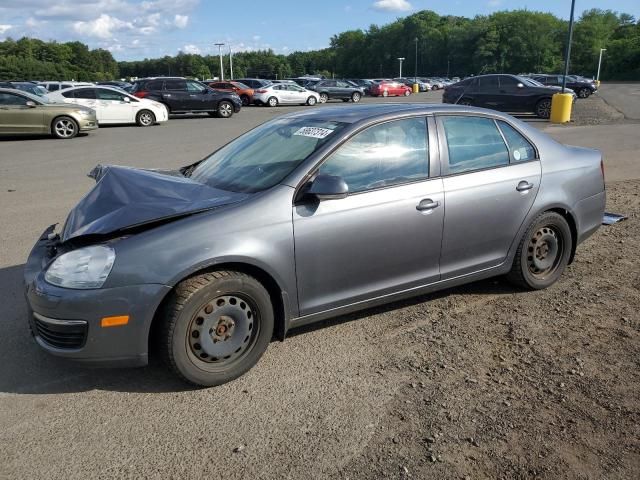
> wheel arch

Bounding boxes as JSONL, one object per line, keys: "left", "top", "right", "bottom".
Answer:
{"left": 50, "top": 114, "right": 79, "bottom": 134}
{"left": 148, "top": 260, "right": 290, "bottom": 357}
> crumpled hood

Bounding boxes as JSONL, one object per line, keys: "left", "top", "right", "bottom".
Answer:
{"left": 61, "top": 164, "right": 249, "bottom": 242}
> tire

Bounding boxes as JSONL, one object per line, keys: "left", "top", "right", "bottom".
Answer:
{"left": 267, "top": 96, "right": 278, "bottom": 107}
{"left": 578, "top": 88, "right": 591, "bottom": 98}
{"left": 216, "top": 100, "right": 234, "bottom": 118}
{"left": 240, "top": 94, "right": 250, "bottom": 106}
{"left": 351, "top": 92, "right": 361, "bottom": 103}
{"left": 535, "top": 98, "right": 552, "bottom": 119}
{"left": 506, "top": 212, "right": 572, "bottom": 290}
{"left": 51, "top": 116, "right": 78, "bottom": 139}
{"left": 136, "top": 109, "right": 155, "bottom": 127}
{"left": 306, "top": 96, "right": 317, "bottom": 106}
{"left": 404, "top": 89, "right": 411, "bottom": 96}
{"left": 160, "top": 271, "right": 274, "bottom": 387}
{"left": 319, "top": 93, "right": 328, "bottom": 103}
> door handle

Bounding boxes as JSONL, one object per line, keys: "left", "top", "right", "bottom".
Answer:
{"left": 516, "top": 180, "right": 534, "bottom": 192}
{"left": 189, "top": 94, "right": 197, "bottom": 97}
{"left": 416, "top": 199, "right": 440, "bottom": 211}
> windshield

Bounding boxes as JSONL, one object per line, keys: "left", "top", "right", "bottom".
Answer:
{"left": 190, "top": 118, "right": 348, "bottom": 193}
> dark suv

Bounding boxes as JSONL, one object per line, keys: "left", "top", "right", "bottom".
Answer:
{"left": 130, "top": 77, "right": 242, "bottom": 118}
{"left": 308, "top": 79, "right": 364, "bottom": 103}
{"left": 443, "top": 74, "right": 564, "bottom": 118}
{"left": 531, "top": 74, "right": 597, "bottom": 98}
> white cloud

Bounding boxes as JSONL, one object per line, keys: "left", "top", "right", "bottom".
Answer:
{"left": 371, "top": 0, "right": 412, "bottom": 12}
{"left": 173, "top": 14, "right": 188, "bottom": 28}
{"left": 488, "top": 0, "right": 502, "bottom": 6}
{"left": 72, "top": 14, "right": 133, "bottom": 39}
{"left": 182, "top": 44, "right": 200, "bottom": 54}
{"left": 0, "top": 24, "right": 12, "bottom": 34}
{"left": 252, "top": 35, "right": 261, "bottom": 41}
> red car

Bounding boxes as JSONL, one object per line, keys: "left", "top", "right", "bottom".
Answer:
{"left": 370, "top": 81, "right": 412, "bottom": 97}
{"left": 207, "top": 81, "right": 254, "bottom": 106}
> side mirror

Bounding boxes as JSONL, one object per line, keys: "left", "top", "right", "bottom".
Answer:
{"left": 307, "top": 174, "right": 349, "bottom": 200}
{"left": 517, "top": 83, "right": 524, "bottom": 88}
{"left": 25, "top": 100, "right": 37, "bottom": 108}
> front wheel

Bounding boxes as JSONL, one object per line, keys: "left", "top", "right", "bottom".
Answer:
{"left": 160, "top": 271, "right": 274, "bottom": 387}
{"left": 404, "top": 89, "right": 411, "bottom": 96}
{"left": 382, "top": 90, "right": 389, "bottom": 97}
{"left": 351, "top": 92, "right": 361, "bottom": 103}
{"left": 578, "top": 88, "right": 591, "bottom": 98}
{"left": 51, "top": 116, "right": 78, "bottom": 139}
{"left": 136, "top": 109, "right": 155, "bottom": 127}
{"left": 216, "top": 100, "right": 234, "bottom": 118}
{"left": 536, "top": 98, "right": 552, "bottom": 119}
{"left": 506, "top": 212, "right": 572, "bottom": 290}
{"left": 306, "top": 96, "right": 317, "bottom": 106}
{"left": 319, "top": 93, "right": 328, "bottom": 103}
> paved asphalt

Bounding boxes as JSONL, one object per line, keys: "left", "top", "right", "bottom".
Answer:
{"left": 0, "top": 86, "right": 638, "bottom": 479}
{"left": 598, "top": 82, "right": 640, "bottom": 120}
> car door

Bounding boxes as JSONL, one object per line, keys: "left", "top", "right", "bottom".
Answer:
{"left": 335, "top": 80, "right": 351, "bottom": 99}
{"left": 0, "top": 92, "right": 45, "bottom": 134}
{"left": 162, "top": 79, "right": 190, "bottom": 110}
{"left": 293, "top": 116, "right": 444, "bottom": 315}
{"left": 66, "top": 88, "right": 99, "bottom": 118}
{"left": 498, "top": 76, "right": 537, "bottom": 112}
{"left": 287, "top": 84, "right": 306, "bottom": 102}
{"left": 474, "top": 75, "right": 500, "bottom": 108}
{"left": 436, "top": 115, "right": 541, "bottom": 278}
{"left": 95, "top": 88, "right": 135, "bottom": 123}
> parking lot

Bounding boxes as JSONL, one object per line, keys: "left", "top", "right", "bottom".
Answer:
{"left": 1, "top": 86, "right": 639, "bottom": 479}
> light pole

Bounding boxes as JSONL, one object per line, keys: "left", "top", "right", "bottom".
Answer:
{"left": 596, "top": 48, "right": 606, "bottom": 83}
{"left": 214, "top": 42, "right": 225, "bottom": 81}
{"left": 397, "top": 57, "right": 405, "bottom": 79}
{"left": 229, "top": 45, "right": 234, "bottom": 80}
{"left": 561, "top": 0, "right": 576, "bottom": 93}
{"left": 414, "top": 37, "right": 418, "bottom": 83}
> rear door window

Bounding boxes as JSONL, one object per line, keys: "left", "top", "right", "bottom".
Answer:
{"left": 146, "top": 80, "right": 164, "bottom": 90}
{"left": 496, "top": 120, "right": 537, "bottom": 163}
{"left": 165, "top": 79, "right": 187, "bottom": 91}
{"left": 48, "top": 84, "right": 60, "bottom": 91}
{"left": 441, "top": 116, "right": 509, "bottom": 174}
{"left": 73, "top": 88, "right": 96, "bottom": 99}
{"left": 96, "top": 88, "right": 126, "bottom": 101}
{"left": 478, "top": 76, "right": 499, "bottom": 91}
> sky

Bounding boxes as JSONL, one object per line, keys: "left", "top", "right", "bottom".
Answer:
{"left": 0, "top": 0, "right": 638, "bottom": 60}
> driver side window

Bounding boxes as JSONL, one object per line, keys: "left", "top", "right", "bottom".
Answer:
{"left": 318, "top": 117, "right": 429, "bottom": 193}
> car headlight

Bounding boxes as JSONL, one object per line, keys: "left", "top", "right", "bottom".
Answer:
{"left": 75, "top": 109, "right": 91, "bottom": 115}
{"left": 45, "top": 245, "right": 115, "bottom": 289}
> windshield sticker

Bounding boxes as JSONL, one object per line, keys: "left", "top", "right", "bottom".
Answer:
{"left": 294, "top": 127, "right": 335, "bottom": 139}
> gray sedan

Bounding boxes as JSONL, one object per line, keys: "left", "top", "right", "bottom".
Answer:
{"left": 24, "top": 104, "right": 606, "bottom": 386}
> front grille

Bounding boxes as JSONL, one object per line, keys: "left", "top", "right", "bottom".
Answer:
{"left": 34, "top": 314, "right": 87, "bottom": 349}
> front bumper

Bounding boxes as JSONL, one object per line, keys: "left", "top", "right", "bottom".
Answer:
{"left": 78, "top": 116, "right": 98, "bottom": 131}
{"left": 24, "top": 226, "right": 171, "bottom": 367}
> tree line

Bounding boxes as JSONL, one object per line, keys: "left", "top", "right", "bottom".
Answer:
{"left": 1, "top": 8, "right": 638, "bottom": 82}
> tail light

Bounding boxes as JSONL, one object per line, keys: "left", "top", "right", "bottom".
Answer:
{"left": 134, "top": 91, "right": 149, "bottom": 98}
{"left": 255, "top": 89, "right": 267, "bottom": 93}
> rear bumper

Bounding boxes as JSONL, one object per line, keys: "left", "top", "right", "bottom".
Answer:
{"left": 24, "top": 227, "right": 171, "bottom": 367}
{"left": 575, "top": 190, "right": 606, "bottom": 245}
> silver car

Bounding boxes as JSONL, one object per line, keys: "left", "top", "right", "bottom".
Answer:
{"left": 253, "top": 83, "right": 320, "bottom": 107}
{"left": 24, "top": 104, "right": 605, "bottom": 386}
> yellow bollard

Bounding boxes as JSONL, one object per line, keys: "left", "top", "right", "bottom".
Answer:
{"left": 412, "top": 83, "right": 419, "bottom": 93}
{"left": 596, "top": 80, "right": 601, "bottom": 88}
{"left": 550, "top": 93, "right": 573, "bottom": 123}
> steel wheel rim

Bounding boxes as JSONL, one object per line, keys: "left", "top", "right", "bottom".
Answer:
{"left": 527, "top": 225, "right": 563, "bottom": 278}
{"left": 55, "top": 119, "right": 75, "bottom": 138}
{"left": 538, "top": 100, "right": 551, "bottom": 117}
{"left": 219, "top": 103, "right": 232, "bottom": 117}
{"left": 186, "top": 294, "right": 260, "bottom": 371}
{"left": 140, "top": 112, "right": 153, "bottom": 125}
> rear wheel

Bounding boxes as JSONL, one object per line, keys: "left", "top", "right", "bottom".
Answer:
{"left": 535, "top": 98, "right": 552, "bottom": 118}
{"left": 319, "top": 93, "right": 329, "bottom": 103}
{"left": 216, "top": 100, "right": 234, "bottom": 118}
{"left": 160, "top": 271, "right": 274, "bottom": 387}
{"left": 51, "top": 116, "right": 78, "bottom": 139}
{"left": 506, "top": 212, "right": 572, "bottom": 290}
{"left": 382, "top": 90, "right": 389, "bottom": 97}
{"left": 578, "top": 87, "right": 591, "bottom": 98}
{"left": 267, "top": 96, "right": 278, "bottom": 107}
{"left": 306, "top": 96, "right": 317, "bottom": 106}
{"left": 351, "top": 92, "right": 361, "bottom": 103}
{"left": 136, "top": 109, "right": 155, "bottom": 127}
{"left": 240, "top": 94, "right": 250, "bottom": 106}
{"left": 404, "top": 89, "right": 411, "bottom": 96}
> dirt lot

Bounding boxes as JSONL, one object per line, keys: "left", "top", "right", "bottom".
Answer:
{"left": 331, "top": 180, "right": 640, "bottom": 480}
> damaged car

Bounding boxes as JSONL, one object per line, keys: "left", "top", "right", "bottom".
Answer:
{"left": 24, "top": 104, "right": 606, "bottom": 386}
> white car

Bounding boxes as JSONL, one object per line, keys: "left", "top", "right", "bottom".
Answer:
{"left": 47, "top": 86, "right": 168, "bottom": 126}
{"left": 253, "top": 84, "right": 320, "bottom": 107}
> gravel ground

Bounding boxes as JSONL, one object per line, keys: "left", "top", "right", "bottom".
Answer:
{"left": 330, "top": 180, "right": 640, "bottom": 480}
{"left": 571, "top": 93, "right": 626, "bottom": 126}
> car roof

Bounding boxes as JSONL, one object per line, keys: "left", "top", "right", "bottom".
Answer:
{"left": 276, "top": 103, "right": 514, "bottom": 124}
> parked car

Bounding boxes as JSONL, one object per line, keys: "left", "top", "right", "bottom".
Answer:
{"left": 424, "top": 78, "right": 445, "bottom": 90}
{"left": 39, "top": 81, "right": 94, "bottom": 92}
{"left": 396, "top": 78, "right": 430, "bottom": 92}
{"left": 23, "top": 103, "right": 605, "bottom": 386}
{"left": 235, "top": 78, "right": 272, "bottom": 89}
{"left": 370, "top": 81, "right": 412, "bottom": 97}
{"left": 207, "top": 81, "right": 254, "bottom": 106}
{"left": 443, "top": 74, "right": 571, "bottom": 118}
{"left": 253, "top": 83, "right": 320, "bottom": 106}
{"left": 307, "top": 79, "right": 364, "bottom": 103}
{"left": 0, "top": 87, "right": 97, "bottom": 139}
{"left": 531, "top": 74, "right": 597, "bottom": 98}
{"left": 47, "top": 86, "right": 168, "bottom": 127}
{"left": 9, "top": 81, "right": 49, "bottom": 96}
{"left": 130, "top": 77, "right": 241, "bottom": 118}
{"left": 97, "top": 81, "right": 133, "bottom": 89}
{"left": 346, "top": 79, "right": 375, "bottom": 95}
